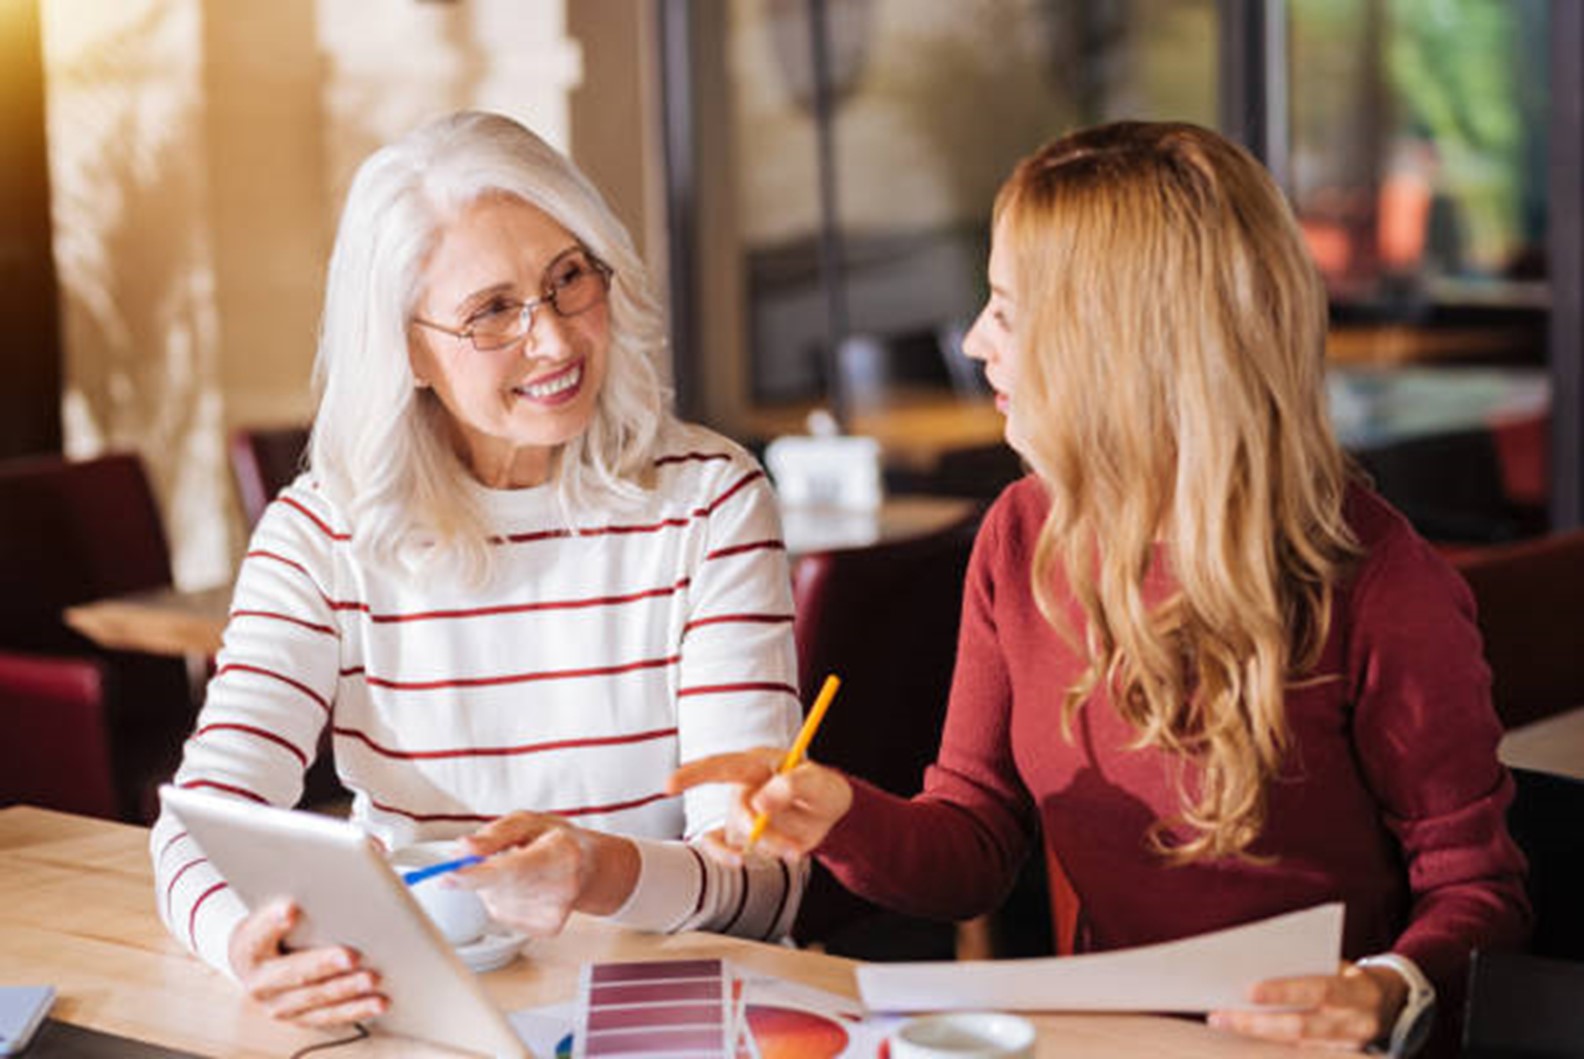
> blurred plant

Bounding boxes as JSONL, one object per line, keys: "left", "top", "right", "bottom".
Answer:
{"left": 1385, "top": 0, "right": 1531, "bottom": 274}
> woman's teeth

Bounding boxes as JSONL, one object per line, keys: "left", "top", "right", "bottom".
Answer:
{"left": 518, "top": 364, "right": 581, "bottom": 399}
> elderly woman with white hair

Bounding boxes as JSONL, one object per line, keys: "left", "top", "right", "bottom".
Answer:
{"left": 150, "top": 111, "right": 804, "bottom": 1027}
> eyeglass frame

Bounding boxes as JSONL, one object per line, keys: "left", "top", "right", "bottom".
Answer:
{"left": 409, "top": 244, "right": 615, "bottom": 352}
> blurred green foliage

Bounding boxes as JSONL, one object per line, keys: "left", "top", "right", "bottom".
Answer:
{"left": 1385, "top": 0, "right": 1527, "bottom": 272}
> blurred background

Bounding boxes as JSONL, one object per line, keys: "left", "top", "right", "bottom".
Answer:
{"left": 1, "top": 0, "right": 1577, "bottom": 584}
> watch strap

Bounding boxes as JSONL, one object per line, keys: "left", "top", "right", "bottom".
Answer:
{"left": 1358, "top": 953, "right": 1437, "bottom": 1057}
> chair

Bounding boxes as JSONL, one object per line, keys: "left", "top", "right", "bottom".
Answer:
{"left": 229, "top": 424, "right": 309, "bottom": 528}
{"left": 0, "top": 452, "right": 195, "bottom": 822}
{"left": 1353, "top": 428, "right": 1526, "bottom": 545}
{"left": 1463, "top": 948, "right": 1584, "bottom": 1057}
{"left": 1454, "top": 535, "right": 1584, "bottom": 994}
{"left": 1506, "top": 768, "right": 1584, "bottom": 963}
{"left": 0, "top": 650, "right": 118, "bottom": 819}
{"left": 229, "top": 425, "right": 351, "bottom": 809}
{"left": 904, "top": 440, "right": 1026, "bottom": 501}
{"left": 787, "top": 510, "right": 1059, "bottom": 960}
{"left": 1453, "top": 529, "right": 1584, "bottom": 730}
{"left": 1487, "top": 409, "right": 1551, "bottom": 539}
{"left": 788, "top": 515, "right": 975, "bottom": 958}
{"left": 1488, "top": 410, "right": 1549, "bottom": 512}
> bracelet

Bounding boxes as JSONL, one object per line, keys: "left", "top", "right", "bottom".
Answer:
{"left": 1357, "top": 954, "right": 1437, "bottom": 1057}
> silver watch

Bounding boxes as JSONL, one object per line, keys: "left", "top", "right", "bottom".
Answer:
{"left": 1358, "top": 953, "right": 1437, "bottom": 1057}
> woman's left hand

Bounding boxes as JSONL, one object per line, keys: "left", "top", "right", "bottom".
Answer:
{"left": 1207, "top": 962, "right": 1407, "bottom": 1051}
{"left": 449, "top": 812, "right": 639, "bottom": 938}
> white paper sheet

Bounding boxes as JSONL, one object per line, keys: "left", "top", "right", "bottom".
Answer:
{"left": 858, "top": 902, "right": 1343, "bottom": 1014}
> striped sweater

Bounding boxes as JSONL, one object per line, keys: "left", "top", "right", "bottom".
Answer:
{"left": 151, "top": 421, "right": 805, "bottom": 973}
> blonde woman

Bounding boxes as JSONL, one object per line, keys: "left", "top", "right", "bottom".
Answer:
{"left": 674, "top": 122, "right": 1527, "bottom": 1057}
{"left": 151, "top": 111, "right": 803, "bottom": 1027}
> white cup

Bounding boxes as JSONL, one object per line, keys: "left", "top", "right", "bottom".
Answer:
{"left": 389, "top": 840, "right": 492, "bottom": 947}
{"left": 889, "top": 1012, "right": 1037, "bottom": 1059}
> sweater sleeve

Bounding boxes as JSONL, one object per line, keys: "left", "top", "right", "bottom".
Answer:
{"left": 1346, "top": 528, "right": 1531, "bottom": 997}
{"left": 817, "top": 499, "right": 1038, "bottom": 920}
{"left": 149, "top": 486, "right": 343, "bottom": 974}
{"left": 613, "top": 452, "right": 806, "bottom": 940}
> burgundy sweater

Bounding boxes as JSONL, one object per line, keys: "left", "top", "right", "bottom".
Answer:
{"left": 820, "top": 477, "right": 1528, "bottom": 1024}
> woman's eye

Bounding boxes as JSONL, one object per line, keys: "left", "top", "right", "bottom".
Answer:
{"left": 549, "top": 260, "right": 587, "bottom": 291}
{"left": 468, "top": 299, "right": 517, "bottom": 326}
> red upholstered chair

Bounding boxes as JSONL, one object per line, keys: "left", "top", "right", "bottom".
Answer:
{"left": 787, "top": 508, "right": 1063, "bottom": 959}
{"left": 0, "top": 650, "right": 117, "bottom": 819}
{"left": 229, "top": 425, "right": 352, "bottom": 809}
{"left": 228, "top": 424, "right": 309, "bottom": 528}
{"left": 1452, "top": 529, "right": 1584, "bottom": 731}
{"left": 0, "top": 452, "right": 195, "bottom": 822}
{"left": 1454, "top": 533, "right": 1584, "bottom": 968}
{"left": 788, "top": 516, "right": 975, "bottom": 958}
{"left": 1488, "top": 411, "right": 1549, "bottom": 513}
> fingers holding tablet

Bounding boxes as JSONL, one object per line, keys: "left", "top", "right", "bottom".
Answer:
{"left": 229, "top": 896, "right": 388, "bottom": 1028}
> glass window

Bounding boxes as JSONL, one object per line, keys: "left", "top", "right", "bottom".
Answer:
{"left": 726, "top": 0, "right": 1218, "bottom": 408}
{"left": 1290, "top": 0, "right": 1549, "bottom": 350}
{"left": 1291, "top": 0, "right": 1552, "bottom": 539}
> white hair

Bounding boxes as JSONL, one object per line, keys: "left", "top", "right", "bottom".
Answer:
{"left": 309, "top": 111, "right": 673, "bottom": 583}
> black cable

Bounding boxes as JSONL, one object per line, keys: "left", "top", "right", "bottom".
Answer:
{"left": 287, "top": 1022, "right": 370, "bottom": 1058}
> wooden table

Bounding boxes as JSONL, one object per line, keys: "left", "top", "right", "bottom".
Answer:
{"left": 781, "top": 495, "right": 979, "bottom": 556}
{"left": 63, "top": 584, "right": 231, "bottom": 658}
{"left": 742, "top": 392, "right": 1007, "bottom": 475}
{"left": 1324, "top": 323, "right": 1543, "bottom": 367}
{"left": 0, "top": 806, "right": 1300, "bottom": 1058}
{"left": 1500, "top": 706, "right": 1584, "bottom": 782}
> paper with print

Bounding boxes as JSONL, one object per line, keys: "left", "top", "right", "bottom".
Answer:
{"left": 858, "top": 902, "right": 1343, "bottom": 1014}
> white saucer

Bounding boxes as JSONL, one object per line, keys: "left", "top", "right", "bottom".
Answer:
{"left": 454, "top": 928, "right": 528, "bottom": 973}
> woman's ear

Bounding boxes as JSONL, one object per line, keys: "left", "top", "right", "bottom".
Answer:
{"left": 408, "top": 340, "right": 432, "bottom": 389}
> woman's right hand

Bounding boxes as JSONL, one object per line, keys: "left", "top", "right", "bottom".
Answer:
{"left": 667, "top": 749, "right": 855, "bottom": 862}
{"left": 228, "top": 898, "right": 387, "bottom": 1028}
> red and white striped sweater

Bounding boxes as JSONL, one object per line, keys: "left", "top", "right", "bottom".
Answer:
{"left": 151, "top": 421, "right": 805, "bottom": 972}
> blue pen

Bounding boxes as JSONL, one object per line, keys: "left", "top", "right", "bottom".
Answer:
{"left": 400, "top": 855, "right": 482, "bottom": 886}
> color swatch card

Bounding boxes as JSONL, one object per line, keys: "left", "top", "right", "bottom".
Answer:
{"left": 553, "top": 957, "right": 895, "bottom": 1059}
{"left": 574, "top": 958, "right": 734, "bottom": 1058}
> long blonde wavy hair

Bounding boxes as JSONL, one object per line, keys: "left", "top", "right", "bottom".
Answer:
{"left": 999, "top": 121, "right": 1362, "bottom": 862}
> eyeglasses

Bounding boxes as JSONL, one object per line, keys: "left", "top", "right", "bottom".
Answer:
{"left": 411, "top": 245, "right": 614, "bottom": 352}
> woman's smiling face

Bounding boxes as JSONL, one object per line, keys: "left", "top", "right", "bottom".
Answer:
{"left": 409, "top": 194, "right": 611, "bottom": 489}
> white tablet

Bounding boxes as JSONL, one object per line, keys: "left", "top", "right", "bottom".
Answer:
{"left": 159, "top": 785, "right": 529, "bottom": 1059}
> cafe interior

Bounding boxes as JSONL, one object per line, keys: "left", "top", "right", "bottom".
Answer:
{"left": 3, "top": 1, "right": 1583, "bottom": 1055}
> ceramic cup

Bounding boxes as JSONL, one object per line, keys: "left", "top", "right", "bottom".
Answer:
{"left": 888, "top": 1012, "right": 1037, "bottom": 1059}
{"left": 388, "top": 840, "right": 492, "bottom": 948}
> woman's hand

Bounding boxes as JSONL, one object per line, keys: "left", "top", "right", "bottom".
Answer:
{"left": 228, "top": 898, "right": 387, "bottom": 1028}
{"left": 451, "top": 812, "right": 639, "bottom": 938}
{"left": 666, "top": 749, "right": 854, "bottom": 863}
{"left": 1207, "top": 961, "right": 1408, "bottom": 1051}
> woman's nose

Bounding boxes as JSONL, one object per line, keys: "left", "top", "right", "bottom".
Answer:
{"left": 961, "top": 316, "right": 991, "bottom": 363}
{"left": 521, "top": 309, "right": 576, "bottom": 361}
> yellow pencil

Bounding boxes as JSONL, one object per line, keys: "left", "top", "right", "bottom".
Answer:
{"left": 744, "top": 674, "right": 841, "bottom": 852}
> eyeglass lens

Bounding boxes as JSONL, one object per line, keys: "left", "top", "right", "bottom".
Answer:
{"left": 469, "top": 251, "right": 609, "bottom": 350}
